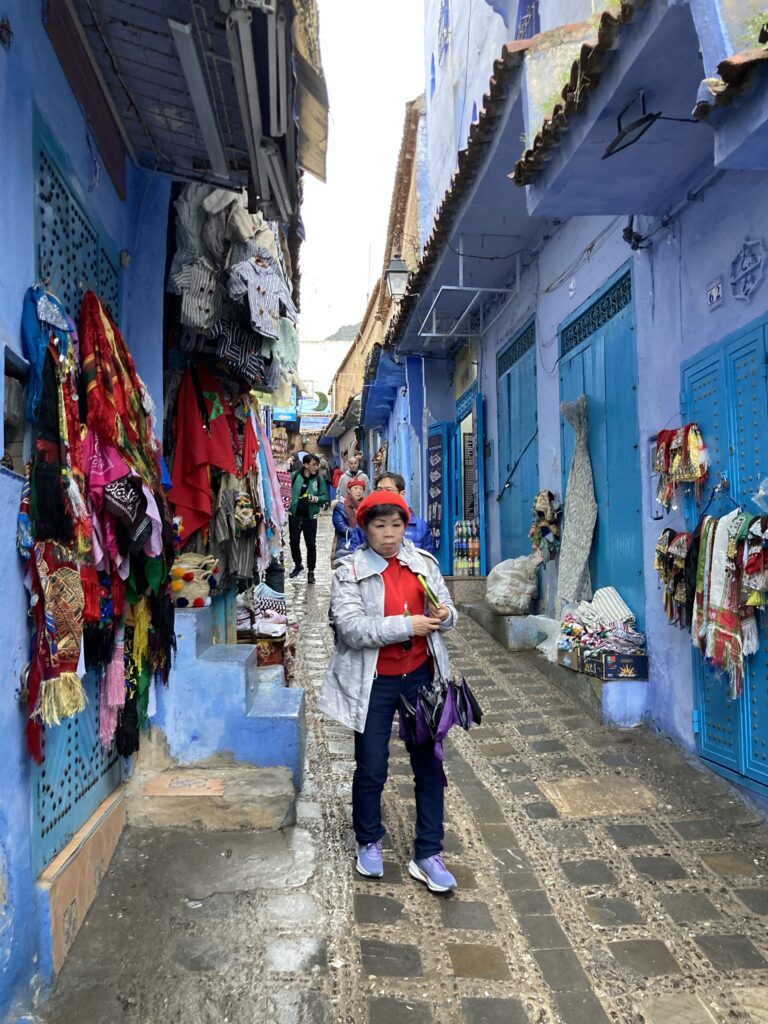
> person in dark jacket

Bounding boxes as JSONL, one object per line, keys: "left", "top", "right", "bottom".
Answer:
{"left": 289, "top": 454, "right": 329, "bottom": 583}
{"left": 347, "top": 473, "right": 435, "bottom": 555}
{"left": 332, "top": 477, "right": 366, "bottom": 566}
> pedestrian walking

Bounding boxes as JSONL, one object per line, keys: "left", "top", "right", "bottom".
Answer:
{"left": 347, "top": 472, "right": 435, "bottom": 555}
{"left": 288, "top": 454, "right": 330, "bottom": 583}
{"left": 336, "top": 452, "right": 371, "bottom": 498}
{"left": 319, "top": 490, "right": 460, "bottom": 893}
{"left": 331, "top": 476, "right": 366, "bottom": 566}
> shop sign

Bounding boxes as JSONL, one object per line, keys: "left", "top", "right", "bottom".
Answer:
{"left": 299, "top": 391, "right": 330, "bottom": 414}
{"left": 300, "top": 414, "right": 331, "bottom": 432}
{"left": 272, "top": 385, "right": 298, "bottom": 422}
{"left": 427, "top": 433, "right": 444, "bottom": 549}
{"left": 463, "top": 431, "right": 477, "bottom": 520}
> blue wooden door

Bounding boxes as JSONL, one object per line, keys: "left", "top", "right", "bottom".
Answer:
{"left": 31, "top": 120, "right": 123, "bottom": 875}
{"left": 32, "top": 671, "right": 121, "bottom": 876}
{"left": 681, "top": 348, "right": 743, "bottom": 774}
{"left": 559, "top": 271, "right": 644, "bottom": 624}
{"left": 497, "top": 323, "right": 538, "bottom": 559}
{"left": 683, "top": 322, "right": 768, "bottom": 790}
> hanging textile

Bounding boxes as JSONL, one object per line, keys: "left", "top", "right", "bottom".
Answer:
{"left": 170, "top": 365, "right": 238, "bottom": 542}
{"left": 557, "top": 395, "right": 597, "bottom": 606}
{"left": 654, "top": 529, "right": 694, "bottom": 626}
{"left": 654, "top": 423, "right": 709, "bottom": 511}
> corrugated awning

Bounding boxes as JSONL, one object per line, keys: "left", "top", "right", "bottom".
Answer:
{"left": 49, "top": 0, "right": 325, "bottom": 219}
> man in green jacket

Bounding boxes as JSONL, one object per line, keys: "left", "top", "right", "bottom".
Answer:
{"left": 289, "top": 454, "right": 330, "bottom": 583}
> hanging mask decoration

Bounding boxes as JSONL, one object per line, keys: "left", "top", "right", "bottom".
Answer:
{"left": 654, "top": 423, "right": 710, "bottom": 511}
{"left": 529, "top": 489, "right": 561, "bottom": 564}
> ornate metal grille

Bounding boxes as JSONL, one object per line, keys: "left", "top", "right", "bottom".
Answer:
{"left": 560, "top": 272, "right": 632, "bottom": 357}
{"left": 33, "top": 133, "right": 122, "bottom": 875}
{"left": 498, "top": 321, "right": 535, "bottom": 377}
{"left": 36, "top": 144, "right": 121, "bottom": 323}
{"left": 455, "top": 380, "right": 478, "bottom": 422}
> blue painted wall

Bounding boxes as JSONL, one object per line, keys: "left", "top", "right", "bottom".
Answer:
{"left": 0, "top": 2, "right": 170, "bottom": 1015}
{"left": 423, "top": 0, "right": 509, "bottom": 223}
{"left": 474, "top": 176, "right": 768, "bottom": 743}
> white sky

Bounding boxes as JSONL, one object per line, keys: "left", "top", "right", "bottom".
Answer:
{"left": 298, "top": 0, "right": 426, "bottom": 342}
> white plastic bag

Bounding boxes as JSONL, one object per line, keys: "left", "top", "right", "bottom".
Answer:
{"left": 485, "top": 556, "right": 539, "bottom": 615}
{"left": 527, "top": 614, "right": 560, "bottom": 663}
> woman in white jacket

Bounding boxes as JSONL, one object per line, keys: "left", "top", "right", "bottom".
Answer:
{"left": 319, "top": 490, "right": 459, "bottom": 893}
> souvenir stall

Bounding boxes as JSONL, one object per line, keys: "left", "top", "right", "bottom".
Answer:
{"left": 162, "top": 184, "right": 297, "bottom": 677}
{"left": 17, "top": 287, "right": 176, "bottom": 761}
{"left": 555, "top": 587, "right": 648, "bottom": 680}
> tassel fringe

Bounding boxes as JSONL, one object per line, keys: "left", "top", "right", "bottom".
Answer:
{"left": 35, "top": 672, "right": 87, "bottom": 727}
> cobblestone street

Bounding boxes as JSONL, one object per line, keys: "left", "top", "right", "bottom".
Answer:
{"left": 42, "top": 518, "right": 768, "bottom": 1023}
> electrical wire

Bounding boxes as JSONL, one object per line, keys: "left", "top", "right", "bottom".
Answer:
{"left": 446, "top": 239, "right": 531, "bottom": 261}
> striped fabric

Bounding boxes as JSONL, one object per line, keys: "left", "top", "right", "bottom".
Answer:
{"left": 228, "top": 247, "right": 297, "bottom": 340}
{"left": 172, "top": 258, "right": 223, "bottom": 331}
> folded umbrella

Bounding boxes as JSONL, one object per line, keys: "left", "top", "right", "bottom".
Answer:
{"left": 406, "top": 675, "right": 483, "bottom": 785}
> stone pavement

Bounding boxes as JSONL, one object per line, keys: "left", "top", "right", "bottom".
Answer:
{"left": 39, "top": 516, "right": 768, "bottom": 1023}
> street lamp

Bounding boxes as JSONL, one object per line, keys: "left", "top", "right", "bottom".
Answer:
{"left": 385, "top": 254, "right": 410, "bottom": 302}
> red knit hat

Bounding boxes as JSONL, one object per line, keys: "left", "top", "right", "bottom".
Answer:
{"left": 356, "top": 490, "right": 411, "bottom": 528}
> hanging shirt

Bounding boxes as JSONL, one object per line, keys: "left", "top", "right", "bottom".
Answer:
{"left": 376, "top": 557, "right": 430, "bottom": 675}
{"left": 228, "top": 248, "right": 297, "bottom": 340}
{"left": 172, "top": 258, "right": 223, "bottom": 331}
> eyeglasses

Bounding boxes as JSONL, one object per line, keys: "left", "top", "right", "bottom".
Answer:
{"left": 375, "top": 485, "right": 399, "bottom": 492}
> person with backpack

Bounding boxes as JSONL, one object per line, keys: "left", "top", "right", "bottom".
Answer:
{"left": 288, "top": 454, "right": 329, "bottom": 583}
{"left": 331, "top": 476, "right": 365, "bottom": 567}
{"left": 319, "top": 489, "right": 459, "bottom": 894}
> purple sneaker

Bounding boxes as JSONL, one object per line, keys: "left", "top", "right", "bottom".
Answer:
{"left": 409, "top": 855, "right": 457, "bottom": 893}
{"left": 356, "top": 841, "right": 384, "bottom": 878}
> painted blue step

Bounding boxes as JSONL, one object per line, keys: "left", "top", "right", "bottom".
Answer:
{"left": 156, "top": 608, "right": 305, "bottom": 787}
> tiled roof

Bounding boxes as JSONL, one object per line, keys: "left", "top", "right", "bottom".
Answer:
{"left": 511, "top": 3, "right": 638, "bottom": 187}
{"left": 385, "top": 39, "right": 531, "bottom": 347}
{"left": 694, "top": 43, "right": 768, "bottom": 117}
{"left": 377, "top": 97, "right": 424, "bottom": 322}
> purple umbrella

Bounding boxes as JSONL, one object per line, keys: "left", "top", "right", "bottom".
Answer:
{"left": 399, "top": 676, "right": 483, "bottom": 786}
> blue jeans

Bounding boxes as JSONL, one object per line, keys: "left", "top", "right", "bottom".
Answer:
{"left": 352, "top": 661, "right": 445, "bottom": 859}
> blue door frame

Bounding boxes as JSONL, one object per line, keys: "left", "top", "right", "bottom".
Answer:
{"left": 428, "top": 421, "right": 453, "bottom": 577}
{"left": 682, "top": 313, "right": 768, "bottom": 797}
{"left": 558, "top": 265, "right": 644, "bottom": 626}
{"left": 497, "top": 321, "right": 538, "bottom": 559}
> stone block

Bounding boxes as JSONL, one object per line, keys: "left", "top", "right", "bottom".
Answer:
{"left": 468, "top": 604, "right": 550, "bottom": 651}
{"left": 127, "top": 764, "right": 295, "bottom": 831}
{"left": 447, "top": 943, "right": 511, "bottom": 979}
{"left": 609, "top": 939, "right": 681, "bottom": 977}
{"left": 541, "top": 777, "right": 657, "bottom": 817}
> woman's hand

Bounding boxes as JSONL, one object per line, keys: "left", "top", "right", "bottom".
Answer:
{"left": 410, "top": 614, "right": 442, "bottom": 636}
{"left": 428, "top": 604, "right": 451, "bottom": 623}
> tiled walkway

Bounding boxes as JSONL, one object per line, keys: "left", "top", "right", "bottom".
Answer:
{"left": 40, "top": 518, "right": 768, "bottom": 1023}
{"left": 295, "top": 519, "right": 768, "bottom": 1023}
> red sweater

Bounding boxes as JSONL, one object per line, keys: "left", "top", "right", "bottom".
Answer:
{"left": 376, "top": 557, "right": 430, "bottom": 675}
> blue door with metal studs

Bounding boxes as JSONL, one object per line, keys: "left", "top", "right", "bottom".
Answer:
{"left": 32, "top": 119, "right": 122, "bottom": 875}
{"left": 682, "top": 318, "right": 768, "bottom": 794}
{"left": 497, "top": 321, "right": 538, "bottom": 559}
{"left": 558, "top": 267, "right": 644, "bottom": 625}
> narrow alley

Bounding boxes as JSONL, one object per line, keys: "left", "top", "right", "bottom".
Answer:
{"left": 40, "top": 519, "right": 768, "bottom": 1024}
